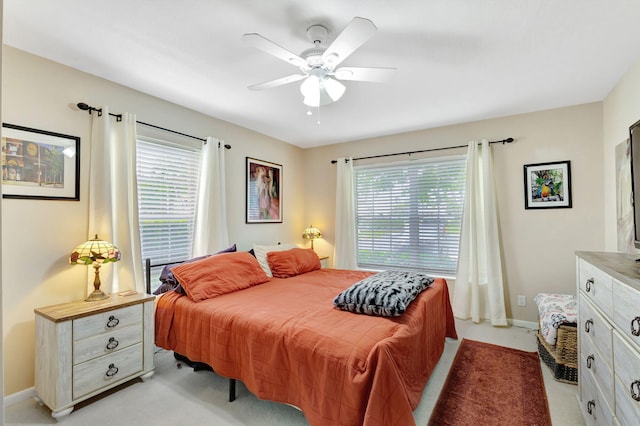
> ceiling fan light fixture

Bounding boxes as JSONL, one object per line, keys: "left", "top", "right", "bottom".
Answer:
{"left": 301, "top": 75, "right": 345, "bottom": 107}
{"left": 323, "top": 77, "right": 346, "bottom": 102}
{"left": 300, "top": 74, "right": 320, "bottom": 98}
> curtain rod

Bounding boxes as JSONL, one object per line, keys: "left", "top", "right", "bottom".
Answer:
{"left": 330, "top": 137, "right": 514, "bottom": 164}
{"left": 76, "top": 102, "right": 231, "bottom": 149}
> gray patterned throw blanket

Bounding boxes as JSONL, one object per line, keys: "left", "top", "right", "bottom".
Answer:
{"left": 333, "top": 270, "right": 434, "bottom": 316}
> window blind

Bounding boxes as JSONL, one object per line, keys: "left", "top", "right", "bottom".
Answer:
{"left": 136, "top": 137, "right": 201, "bottom": 289}
{"left": 354, "top": 156, "right": 466, "bottom": 276}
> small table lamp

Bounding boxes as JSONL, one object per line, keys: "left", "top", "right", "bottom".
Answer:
{"left": 302, "top": 225, "right": 322, "bottom": 250}
{"left": 70, "top": 234, "right": 121, "bottom": 301}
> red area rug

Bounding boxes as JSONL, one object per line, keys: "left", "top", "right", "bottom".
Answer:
{"left": 428, "top": 339, "right": 552, "bottom": 426}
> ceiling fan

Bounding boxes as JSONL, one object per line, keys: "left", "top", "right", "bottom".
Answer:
{"left": 243, "top": 17, "right": 396, "bottom": 108}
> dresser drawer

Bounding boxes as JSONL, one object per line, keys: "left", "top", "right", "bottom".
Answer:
{"left": 73, "top": 324, "right": 142, "bottom": 365}
{"left": 612, "top": 279, "right": 640, "bottom": 349}
{"left": 580, "top": 296, "right": 613, "bottom": 363}
{"left": 578, "top": 259, "right": 613, "bottom": 315}
{"left": 613, "top": 332, "right": 640, "bottom": 425}
{"left": 581, "top": 330, "right": 614, "bottom": 408}
{"left": 580, "top": 362, "right": 615, "bottom": 426}
{"left": 73, "top": 343, "right": 143, "bottom": 399}
{"left": 73, "top": 305, "right": 142, "bottom": 341}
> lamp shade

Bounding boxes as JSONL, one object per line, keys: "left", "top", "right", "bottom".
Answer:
{"left": 69, "top": 234, "right": 121, "bottom": 266}
{"left": 302, "top": 225, "right": 322, "bottom": 250}
{"left": 70, "top": 234, "right": 120, "bottom": 301}
{"left": 302, "top": 225, "right": 322, "bottom": 240}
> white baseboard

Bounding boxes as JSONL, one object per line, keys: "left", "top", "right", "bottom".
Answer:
{"left": 510, "top": 318, "right": 538, "bottom": 330}
{"left": 4, "top": 386, "right": 36, "bottom": 407}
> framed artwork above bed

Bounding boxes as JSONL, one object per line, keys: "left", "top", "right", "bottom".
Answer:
{"left": 246, "top": 157, "right": 282, "bottom": 223}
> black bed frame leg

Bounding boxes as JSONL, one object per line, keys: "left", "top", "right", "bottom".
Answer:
{"left": 229, "top": 379, "right": 236, "bottom": 402}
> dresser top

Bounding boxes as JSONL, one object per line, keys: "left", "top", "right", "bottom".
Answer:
{"left": 576, "top": 251, "right": 640, "bottom": 292}
{"left": 34, "top": 293, "right": 155, "bottom": 322}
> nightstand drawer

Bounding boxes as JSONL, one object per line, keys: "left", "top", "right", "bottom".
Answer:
{"left": 73, "top": 304, "right": 142, "bottom": 340}
{"left": 74, "top": 324, "right": 142, "bottom": 364}
{"left": 73, "top": 343, "right": 143, "bottom": 398}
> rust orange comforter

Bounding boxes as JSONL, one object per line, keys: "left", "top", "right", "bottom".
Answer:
{"left": 155, "top": 268, "right": 457, "bottom": 426}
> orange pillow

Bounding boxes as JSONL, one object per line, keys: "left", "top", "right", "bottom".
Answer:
{"left": 172, "top": 251, "right": 268, "bottom": 302}
{"left": 267, "top": 248, "right": 321, "bottom": 278}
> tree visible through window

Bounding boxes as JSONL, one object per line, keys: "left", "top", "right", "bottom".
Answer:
{"left": 354, "top": 156, "right": 466, "bottom": 276}
{"left": 136, "top": 137, "right": 201, "bottom": 292}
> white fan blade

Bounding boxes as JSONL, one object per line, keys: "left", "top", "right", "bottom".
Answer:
{"left": 322, "top": 17, "right": 377, "bottom": 68}
{"left": 333, "top": 67, "right": 396, "bottom": 82}
{"left": 248, "top": 74, "right": 307, "bottom": 91}
{"left": 243, "top": 33, "right": 307, "bottom": 68}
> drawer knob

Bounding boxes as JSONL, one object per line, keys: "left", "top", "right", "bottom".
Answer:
{"left": 105, "top": 337, "right": 119, "bottom": 351}
{"left": 586, "top": 354, "right": 594, "bottom": 369}
{"left": 585, "top": 319, "right": 594, "bottom": 333}
{"left": 587, "top": 400, "right": 595, "bottom": 415}
{"left": 632, "top": 380, "right": 640, "bottom": 401}
{"left": 105, "top": 363, "right": 119, "bottom": 379}
{"left": 106, "top": 315, "right": 120, "bottom": 329}
{"left": 585, "top": 278, "right": 594, "bottom": 292}
{"left": 631, "top": 316, "right": 640, "bottom": 337}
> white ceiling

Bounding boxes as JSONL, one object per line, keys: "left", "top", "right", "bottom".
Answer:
{"left": 4, "top": 1, "right": 640, "bottom": 148}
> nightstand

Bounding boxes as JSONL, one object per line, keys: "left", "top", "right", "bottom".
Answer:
{"left": 319, "top": 256, "right": 329, "bottom": 268}
{"left": 34, "top": 293, "right": 155, "bottom": 418}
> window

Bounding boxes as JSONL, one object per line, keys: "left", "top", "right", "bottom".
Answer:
{"left": 354, "top": 156, "right": 466, "bottom": 276}
{"left": 136, "top": 136, "right": 201, "bottom": 291}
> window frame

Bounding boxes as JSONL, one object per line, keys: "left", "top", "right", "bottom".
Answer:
{"left": 135, "top": 135, "right": 202, "bottom": 292}
{"left": 353, "top": 154, "right": 466, "bottom": 278}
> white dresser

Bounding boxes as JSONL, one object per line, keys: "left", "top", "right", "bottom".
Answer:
{"left": 576, "top": 252, "right": 640, "bottom": 426}
{"left": 34, "top": 293, "right": 155, "bottom": 418}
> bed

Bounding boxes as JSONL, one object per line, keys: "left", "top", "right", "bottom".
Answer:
{"left": 152, "top": 248, "right": 457, "bottom": 426}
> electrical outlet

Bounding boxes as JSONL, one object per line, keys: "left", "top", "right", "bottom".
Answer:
{"left": 517, "top": 295, "right": 526, "bottom": 307}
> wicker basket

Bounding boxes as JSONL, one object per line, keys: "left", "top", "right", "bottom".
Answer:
{"left": 536, "top": 323, "right": 578, "bottom": 384}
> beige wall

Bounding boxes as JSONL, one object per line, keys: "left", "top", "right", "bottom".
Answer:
{"left": 603, "top": 56, "right": 640, "bottom": 251}
{"left": 303, "top": 103, "right": 605, "bottom": 323}
{"left": 1, "top": 46, "right": 305, "bottom": 395}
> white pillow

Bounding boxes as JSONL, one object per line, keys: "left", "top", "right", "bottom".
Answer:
{"left": 252, "top": 243, "right": 297, "bottom": 277}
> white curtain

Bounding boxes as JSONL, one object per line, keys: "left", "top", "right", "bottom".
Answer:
{"left": 88, "top": 107, "right": 144, "bottom": 294}
{"left": 453, "top": 140, "right": 508, "bottom": 326}
{"left": 334, "top": 157, "right": 358, "bottom": 269}
{"left": 192, "top": 137, "right": 229, "bottom": 256}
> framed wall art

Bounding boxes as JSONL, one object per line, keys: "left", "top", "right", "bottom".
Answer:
{"left": 523, "top": 160, "right": 571, "bottom": 209}
{"left": 246, "top": 157, "right": 282, "bottom": 223}
{"left": 2, "top": 123, "right": 80, "bottom": 200}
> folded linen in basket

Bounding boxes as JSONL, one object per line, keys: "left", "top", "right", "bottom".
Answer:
{"left": 333, "top": 270, "right": 434, "bottom": 316}
{"left": 534, "top": 293, "right": 577, "bottom": 345}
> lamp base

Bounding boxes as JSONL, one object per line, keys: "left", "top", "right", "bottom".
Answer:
{"left": 85, "top": 289, "right": 109, "bottom": 302}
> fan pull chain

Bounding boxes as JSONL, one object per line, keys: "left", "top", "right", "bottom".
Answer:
{"left": 317, "top": 105, "right": 321, "bottom": 125}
